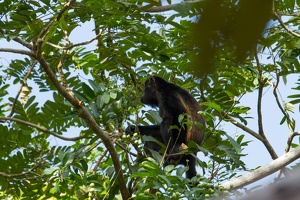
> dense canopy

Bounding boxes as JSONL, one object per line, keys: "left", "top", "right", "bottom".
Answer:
{"left": 0, "top": 0, "right": 300, "bottom": 199}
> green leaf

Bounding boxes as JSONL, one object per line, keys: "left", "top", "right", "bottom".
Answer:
{"left": 73, "top": 91, "right": 89, "bottom": 102}
{"left": 142, "top": 161, "right": 160, "bottom": 171}
{"left": 143, "top": 135, "right": 165, "bottom": 149}
{"left": 24, "top": 96, "right": 36, "bottom": 109}
{"left": 102, "top": 92, "right": 110, "bottom": 104}
{"left": 148, "top": 149, "right": 163, "bottom": 164}
{"left": 181, "top": 82, "right": 197, "bottom": 89}
{"left": 130, "top": 171, "right": 152, "bottom": 178}
{"left": 43, "top": 167, "right": 59, "bottom": 175}
{"left": 176, "top": 166, "right": 189, "bottom": 177}
{"left": 178, "top": 114, "right": 185, "bottom": 124}
{"left": 147, "top": 110, "right": 162, "bottom": 124}
{"left": 110, "top": 91, "right": 117, "bottom": 99}
{"left": 82, "top": 82, "right": 95, "bottom": 99}
{"left": 158, "top": 174, "right": 171, "bottom": 186}
{"left": 80, "top": 160, "right": 88, "bottom": 172}
{"left": 225, "top": 134, "right": 242, "bottom": 153}
{"left": 202, "top": 102, "right": 222, "bottom": 112}
{"left": 88, "top": 79, "right": 101, "bottom": 93}
{"left": 58, "top": 15, "right": 68, "bottom": 30}
{"left": 90, "top": 102, "right": 99, "bottom": 118}
{"left": 218, "top": 145, "right": 239, "bottom": 163}
{"left": 97, "top": 95, "right": 104, "bottom": 109}
{"left": 164, "top": 165, "right": 175, "bottom": 174}
{"left": 64, "top": 152, "right": 75, "bottom": 166}
{"left": 288, "top": 94, "right": 300, "bottom": 98}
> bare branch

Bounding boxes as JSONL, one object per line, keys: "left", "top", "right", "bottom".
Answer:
{"left": 45, "top": 29, "right": 103, "bottom": 50}
{"left": 0, "top": 117, "right": 87, "bottom": 141}
{"left": 275, "top": 13, "right": 300, "bottom": 38}
{"left": 0, "top": 28, "right": 33, "bottom": 49}
{"left": 115, "top": 142, "right": 138, "bottom": 158}
{"left": 270, "top": 71, "right": 291, "bottom": 122}
{"left": 93, "top": 138, "right": 118, "bottom": 174}
{"left": 255, "top": 51, "right": 280, "bottom": 163}
{"left": 0, "top": 48, "right": 34, "bottom": 57}
{"left": 13, "top": 38, "right": 33, "bottom": 50}
{"left": 0, "top": 156, "right": 42, "bottom": 178}
{"left": 286, "top": 132, "right": 300, "bottom": 153}
{"left": 221, "top": 144, "right": 300, "bottom": 190}
{"left": 222, "top": 112, "right": 263, "bottom": 141}
{"left": 255, "top": 52, "right": 267, "bottom": 138}
{"left": 272, "top": 131, "right": 300, "bottom": 183}
{"left": 93, "top": 149, "right": 109, "bottom": 173}
{"left": 56, "top": 30, "right": 73, "bottom": 96}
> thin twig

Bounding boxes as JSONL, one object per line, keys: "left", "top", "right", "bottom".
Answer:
{"left": 0, "top": 150, "right": 43, "bottom": 178}
{"left": 269, "top": 70, "right": 294, "bottom": 129}
{"left": 286, "top": 132, "right": 300, "bottom": 154}
{"left": 222, "top": 112, "right": 263, "bottom": 141}
{"left": 115, "top": 142, "right": 138, "bottom": 157}
{"left": 93, "top": 149, "right": 109, "bottom": 173}
{"left": 7, "top": 61, "right": 36, "bottom": 118}
{"left": 57, "top": 30, "right": 73, "bottom": 96}
{"left": 45, "top": 30, "right": 103, "bottom": 50}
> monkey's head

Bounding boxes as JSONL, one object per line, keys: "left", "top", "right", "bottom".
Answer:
{"left": 140, "top": 76, "right": 162, "bottom": 107}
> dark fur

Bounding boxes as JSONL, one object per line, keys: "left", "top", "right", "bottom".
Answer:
{"left": 126, "top": 76, "right": 205, "bottom": 179}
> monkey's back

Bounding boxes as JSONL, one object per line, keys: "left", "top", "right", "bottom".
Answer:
{"left": 157, "top": 79, "right": 205, "bottom": 146}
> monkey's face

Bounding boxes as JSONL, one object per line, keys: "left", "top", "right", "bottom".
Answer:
{"left": 141, "top": 77, "right": 159, "bottom": 107}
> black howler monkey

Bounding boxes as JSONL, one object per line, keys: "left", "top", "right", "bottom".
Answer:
{"left": 126, "top": 76, "right": 205, "bottom": 179}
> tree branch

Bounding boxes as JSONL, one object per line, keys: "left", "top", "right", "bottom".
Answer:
{"left": 221, "top": 144, "right": 300, "bottom": 190}
{"left": 268, "top": 70, "right": 295, "bottom": 134}
{"left": 222, "top": 112, "right": 263, "bottom": 141}
{"left": 0, "top": 152, "right": 43, "bottom": 178}
{"left": 37, "top": 38, "right": 131, "bottom": 200}
{"left": 0, "top": 28, "right": 33, "bottom": 50}
{"left": 46, "top": 29, "right": 103, "bottom": 50}
{"left": 0, "top": 48, "right": 34, "bottom": 57}
{"left": 255, "top": 51, "right": 280, "bottom": 161}
{"left": 0, "top": 117, "right": 87, "bottom": 141}
{"left": 256, "top": 52, "right": 267, "bottom": 138}
{"left": 275, "top": 13, "right": 300, "bottom": 38}
{"left": 32, "top": 1, "right": 130, "bottom": 198}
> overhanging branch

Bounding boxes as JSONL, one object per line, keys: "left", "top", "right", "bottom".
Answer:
{"left": 0, "top": 117, "right": 87, "bottom": 141}
{"left": 221, "top": 144, "right": 300, "bottom": 190}
{"left": 0, "top": 48, "right": 34, "bottom": 57}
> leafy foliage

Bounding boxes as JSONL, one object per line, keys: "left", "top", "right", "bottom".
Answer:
{"left": 0, "top": 0, "right": 300, "bottom": 199}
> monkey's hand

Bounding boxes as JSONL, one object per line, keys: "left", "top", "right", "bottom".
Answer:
{"left": 125, "top": 125, "right": 136, "bottom": 136}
